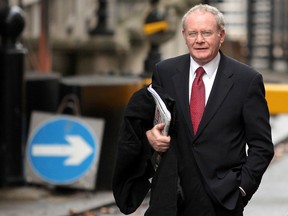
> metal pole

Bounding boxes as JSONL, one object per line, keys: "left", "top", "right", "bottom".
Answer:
{"left": 38, "top": 0, "right": 51, "bottom": 72}
{"left": 0, "top": 5, "right": 26, "bottom": 186}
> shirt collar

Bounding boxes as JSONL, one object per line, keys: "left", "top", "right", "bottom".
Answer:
{"left": 190, "top": 52, "right": 221, "bottom": 78}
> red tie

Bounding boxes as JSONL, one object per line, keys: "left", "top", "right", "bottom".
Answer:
{"left": 190, "top": 67, "right": 205, "bottom": 134}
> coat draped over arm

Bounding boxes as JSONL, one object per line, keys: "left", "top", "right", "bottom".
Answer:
{"left": 112, "top": 86, "right": 179, "bottom": 216}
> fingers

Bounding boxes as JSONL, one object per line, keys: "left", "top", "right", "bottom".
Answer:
{"left": 146, "top": 124, "right": 171, "bottom": 153}
{"left": 155, "top": 123, "right": 165, "bottom": 131}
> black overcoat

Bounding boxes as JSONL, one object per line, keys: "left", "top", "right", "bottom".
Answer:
{"left": 112, "top": 86, "right": 180, "bottom": 216}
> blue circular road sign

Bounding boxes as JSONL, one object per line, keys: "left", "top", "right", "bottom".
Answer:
{"left": 27, "top": 117, "right": 97, "bottom": 184}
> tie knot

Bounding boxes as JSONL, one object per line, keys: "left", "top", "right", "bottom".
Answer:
{"left": 195, "top": 67, "right": 205, "bottom": 78}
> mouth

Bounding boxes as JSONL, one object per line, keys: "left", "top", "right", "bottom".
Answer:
{"left": 194, "top": 47, "right": 207, "bottom": 50}
{"left": 194, "top": 48, "right": 208, "bottom": 52}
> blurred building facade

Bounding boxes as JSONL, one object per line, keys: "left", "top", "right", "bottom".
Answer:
{"left": 210, "top": 0, "right": 288, "bottom": 73}
{"left": 6, "top": 0, "right": 288, "bottom": 75}
{"left": 6, "top": 0, "right": 189, "bottom": 75}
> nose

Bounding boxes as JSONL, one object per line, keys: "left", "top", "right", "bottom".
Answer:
{"left": 196, "top": 33, "right": 204, "bottom": 42}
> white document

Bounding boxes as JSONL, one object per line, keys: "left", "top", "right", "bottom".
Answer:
{"left": 147, "top": 84, "right": 171, "bottom": 136}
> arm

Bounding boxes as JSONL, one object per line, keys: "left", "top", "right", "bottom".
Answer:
{"left": 241, "top": 73, "right": 274, "bottom": 201}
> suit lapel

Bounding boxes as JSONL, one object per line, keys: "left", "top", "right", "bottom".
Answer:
{"left": 172, "top": 55, "right": 194, "bottom": 137}
{"left": 196, "top": 55, "right": 234, "bottom": 137}
{"left": 171, "top": 54, "right": 234, "bottom": 139}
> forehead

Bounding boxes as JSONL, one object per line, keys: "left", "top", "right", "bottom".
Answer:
{"left": 185, "top": 11, "right": 217, "bottom": 30}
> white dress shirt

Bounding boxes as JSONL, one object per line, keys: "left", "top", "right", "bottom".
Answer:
{"left": 189, "top": 52, "right": 220, "bottom": 104}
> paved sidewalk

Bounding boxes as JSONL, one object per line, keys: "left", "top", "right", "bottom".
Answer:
{"left": 0, "top": 188, "right": 114, "bottom": 216}
{"left": 244, "top": 144, "right": 288, "bottom": 216}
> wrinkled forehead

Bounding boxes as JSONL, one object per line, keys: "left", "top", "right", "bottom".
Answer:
{"left": 184, "top": 11, "right": 218, "bottom": 30}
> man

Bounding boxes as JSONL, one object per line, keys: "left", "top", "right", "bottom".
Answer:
{"left": 113, "top": 4, "right": 274, "bottom": 216}
{"left": 145, "top": 3, "right": 274, "bottom": 216}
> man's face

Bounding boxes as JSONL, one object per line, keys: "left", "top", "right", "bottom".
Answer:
{"left": 182, "top": 11, "right": 225, "bottom": 65}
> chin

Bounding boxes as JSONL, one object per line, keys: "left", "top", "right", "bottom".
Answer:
{"left": 193, "top": 56, "right": 210, "bottom": 64}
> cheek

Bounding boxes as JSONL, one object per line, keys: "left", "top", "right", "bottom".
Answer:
{"left": 185, "top": 39, "right": 194, "bottom": 47}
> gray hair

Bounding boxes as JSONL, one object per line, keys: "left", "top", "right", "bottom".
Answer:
{"left": 181, "top": 4, "right": 225, "bottom": 31}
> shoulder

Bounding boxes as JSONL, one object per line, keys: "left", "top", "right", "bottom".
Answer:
{"left": 153, "top": 54, "right": 190, "bottom": 79}
{"left": 220, "top": 52, "right": 260, "bottom": 79}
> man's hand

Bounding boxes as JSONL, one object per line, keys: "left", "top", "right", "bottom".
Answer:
{"left": 146, "top": 123, "right": 171, "bottom": 153}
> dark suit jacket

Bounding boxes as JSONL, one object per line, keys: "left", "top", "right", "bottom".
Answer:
{"left": 151, "top": 52, "right": 274, "bottom": 210}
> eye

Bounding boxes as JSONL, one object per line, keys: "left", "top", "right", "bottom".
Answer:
{"left": 188, "top": 31, "right": 198, "bottom": 37}
{"left": 202, "top": 31, "right": 213, "bottom": 37}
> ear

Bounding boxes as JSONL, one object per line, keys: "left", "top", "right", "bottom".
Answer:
{"left": 182, "top": 29, "right": 185, "bottom": 37}
{"left": 219, "top": 29, "right": 225, "bottom": 44}
{"left": 182, "top": 29, "right": 187, "bottom": 44}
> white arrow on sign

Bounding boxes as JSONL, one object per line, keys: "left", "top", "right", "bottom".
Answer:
{"left": 32, "top": 135, "right": 93, "bottom": 166}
